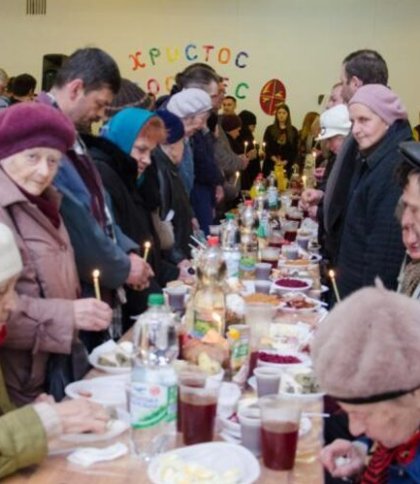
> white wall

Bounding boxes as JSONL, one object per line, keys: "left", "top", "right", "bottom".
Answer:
{"left": 1, "top": 0, "right": 419, "bottom": 138}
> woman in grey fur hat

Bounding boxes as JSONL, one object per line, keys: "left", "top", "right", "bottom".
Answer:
{"left": 313, "top": 286, "right": 420, "bottom": 483}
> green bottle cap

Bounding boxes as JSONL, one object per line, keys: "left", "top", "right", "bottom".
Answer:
{"left": 148, "top": 293, "right": 164, "bottom": 306}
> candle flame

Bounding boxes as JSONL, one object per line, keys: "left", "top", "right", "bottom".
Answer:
{"left": 144, "top": 241, "right": 151, "bottom": 249}
{"left": 328, "top": 270, "right": 335, "bottom": 279}
{"left": 92, "top": 269, "right": 100, "bottom": 278}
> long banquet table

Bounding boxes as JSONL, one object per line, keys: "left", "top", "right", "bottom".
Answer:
{"left": 5, "top": 294, "right": 326, "bottom": 483}
{"left": 4, "top": 361, "right": 325, "bottom": 484}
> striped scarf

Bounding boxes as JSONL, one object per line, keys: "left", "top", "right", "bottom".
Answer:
{"left": 361, "top": 430, "right": 420, "bottom": 483}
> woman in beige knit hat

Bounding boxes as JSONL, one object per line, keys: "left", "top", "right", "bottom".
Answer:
{"left": 0, "top": 223, "right": 111, "bottom": 479}
{"left": 313, "top": 286, "right": 420, "bottom": 482}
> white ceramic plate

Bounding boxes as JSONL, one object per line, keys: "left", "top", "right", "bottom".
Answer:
{"left": 278, "top": 293, "right": 322, "bottom": 314}
{"left": 59, "top": 418, "right": 129, "bottom": 443}
{"left": 88, "top": 340, "right": 132, "bottom": 375}
{"left": 148, "top": 442, "right": 260, "bottom": 484}
{"left": 65, "top": 374, "right": 129, "bottom": 408}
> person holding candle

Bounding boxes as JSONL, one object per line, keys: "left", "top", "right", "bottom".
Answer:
{"left": 334, "top": 85, "right": 410, "bottom": 298}
{"left": 85, "top": 105, "right": 184, "bottom": 330}
{"left": 0, "top": 222, "right": 113, "bottom": 479}
{"left": 38, "top": 48, "right": 153, "bottom": 350}
{"left": 314, "top": 286, "right": 420, "bottom": 483}
{"left": 0, "top": 102, "right": 112, "bottom": 405}
{"left": 237, "top": 110, "right": 260, "bottom": 190}
{"left": 221, "top": 114, "right": 243, "bottom": 154}
{"left": 262, "top": 102, "right": 299, "bottom": 178}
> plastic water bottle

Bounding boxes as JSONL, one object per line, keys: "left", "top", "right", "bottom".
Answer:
{"left": 129, "top": 294, "right": 178, "bottom": 461}
{"left": 192, "top": 236, "right": 227, "bottom": 337}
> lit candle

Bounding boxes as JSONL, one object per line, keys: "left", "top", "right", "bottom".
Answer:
{"left": 312, "top": 149, "right": 317, "bottom": 161}
{"left": 328, "top": 269, "right": 341, "bottom": 303}
{"left": 234, "top": 170, "right": 241, "bottom": 188}
{"left": 92, "top": 269, "right": 101, "bottom": 300}
{"left": 243, "top": 141, "right": 248, "bottom": 155}
{"left": 143, "top": 241, "right": 151, "bottom": 262}
{"left": 302, "top": 175, "right": 307, "bottom": 189}
{"left": 253, "top": 140, "right": 257, "bottom": 150}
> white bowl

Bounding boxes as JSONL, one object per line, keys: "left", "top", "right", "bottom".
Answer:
{"left": 256, "top": 349, "right": 311, "bottom": 369}
{"left": 273, "top": 277, "right": 313, "bottom": 296}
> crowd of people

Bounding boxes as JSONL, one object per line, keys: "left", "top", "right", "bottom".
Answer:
{"left": 0, "top": 46, "right": 420, "bottom": 482}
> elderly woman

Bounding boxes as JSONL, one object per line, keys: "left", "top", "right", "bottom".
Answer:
{"left": 395, "top": 141, "right": 420, "bottom": 298}
{"left": 0, "top": 223, "right": 111, "bottom": 479}
{"left": 0, "top": 103, "right": 112, "bottom": 405}
{"left": 335, "top": 85, "right": 411, "bottom": 298}
{"left": 313, "top": 286, "right": 420, "bottom": 482}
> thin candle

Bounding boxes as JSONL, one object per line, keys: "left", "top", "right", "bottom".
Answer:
{"left": 234, "top": 170, "right": 240, "bottom": 188}
{"left": 143, "top": 241, "right": 151, "bottom": 262}
{"left": 243, "top": 141, "right": 248, "bottom": 155}
{"left": 92, "top": 269, "right": 101, "bottom": 300}
{"left": 328, "top": 269, "right": 341, "bottom": 303}
{"left": 302, "top": 175, "right": 307, "bottom": 189}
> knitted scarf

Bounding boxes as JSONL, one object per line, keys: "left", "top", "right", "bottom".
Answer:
{"left": 399, "top": 260, "right": 420, "bottom": 297}
{"left": 361, "top": 430, "right": 420, "bottom": 483}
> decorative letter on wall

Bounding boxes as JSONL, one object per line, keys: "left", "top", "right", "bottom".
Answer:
{"left": 129, "top": 51, "right": 146, "bottom": 70}
{"left": 185, "top": 44, "right": 198, "bottom": 61}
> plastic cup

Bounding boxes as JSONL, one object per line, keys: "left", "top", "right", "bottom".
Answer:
{"left": 261, "top": 247, "right": 280, "bottom": 268}
{"left": 282, "top": 243, "right": 299, "bottom": 260}
{"left": 238, "top": 405, "right": 261, "bottom": 456}
{"left": 209, "top": 225, "right": 221, "bottom": 236}
{"left": 180, "top": 376, "right": 220, "bottom": 445}
{"left": 259, "top": 395, "right": 302, "bottom": 471}
{"left": 296, "top": 235, "right": 311, "bottom": 251}
{"left": 283, "top": 221, "right": 299, "bottom": 243}
{"left": 245, "top": 303, "right": 276, "bottom": 347}
{"left": 165, "top": 286, "right": 188, "bottom": 314}
{"left": 254, "top": 367, "right": 282, "bottom": 397}
{"left": 255, "top": 262, "right": 272, "bottom": 281}
{"left": 254, "top": 280, "right": 272, "bottom": 295}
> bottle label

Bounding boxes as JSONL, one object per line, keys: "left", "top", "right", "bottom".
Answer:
{"left": 129, "top": 381, "right": 178, "bottom": 429}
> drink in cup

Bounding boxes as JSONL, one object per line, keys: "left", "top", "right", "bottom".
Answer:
{"left": 176, "top": 371, "right": 206, "bottom": 433}
{"left": 283, "top": 221, "right": 299, "bottom": 243}
{"left": 259, "top": 395, "right": 302, "bottom": 471}
{"left": 165, "top": 286, "right": 188, "bottom": 315}
{"left": 261, "top": 247, "right": 280, "bottom": 268}
{"left": 255, "top": 262, "right": 272, "bottom": 280}
{"left": 180, "top": 377, "right": 220, "bottom": 445}
{"left": 254, "top": 367, "right": 282, "bottom": 397}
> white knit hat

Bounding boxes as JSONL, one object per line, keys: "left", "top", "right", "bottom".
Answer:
{"left": 0, "top": 224, "right": 22, "bottom": 284}
{"left": 317, "top": 104, "right": 351, "bottom": 141}
{"left": 167, "top": 88, "right": 212, "bottom": 119}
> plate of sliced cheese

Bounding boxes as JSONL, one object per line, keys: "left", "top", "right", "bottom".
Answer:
{"left": 88, "top": 340, "right": 133, "bottom": 374}
{"left": 148, "top": 442, "right": 260, "bottom": 484}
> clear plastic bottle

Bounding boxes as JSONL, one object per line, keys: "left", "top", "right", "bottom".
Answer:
{"left": 239, "top": 200, "right": 258, "bottom": 278}
{"left": 221, "top": 213, "right": 239, "bottom": 249}
{"left": 129, "top": 294, "right": 178, "bottom": 461}
{"left": 192, "top": 236, "right": 227, "bottom": 337}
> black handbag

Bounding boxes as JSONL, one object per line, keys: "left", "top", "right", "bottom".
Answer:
{"left": 45, "top": 339, "right": 91, "bottom": 402}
